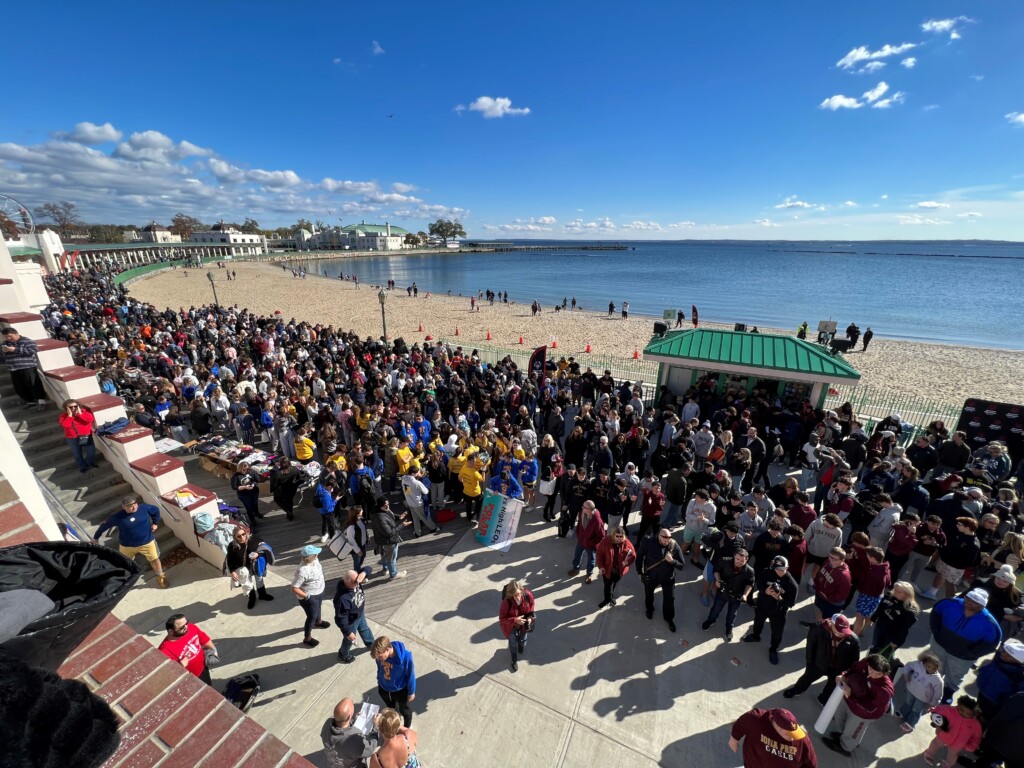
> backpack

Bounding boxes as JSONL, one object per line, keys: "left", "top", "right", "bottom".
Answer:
{"left": 358, "top": 471, "right": 376, "bottom": 504}
{"left": 193, "top": 512, "right": 215, "bottom": 535}
{"left": 222, "top": 673, "right": 261, "bottom": 713}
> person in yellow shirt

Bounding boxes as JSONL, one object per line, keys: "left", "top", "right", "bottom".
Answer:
{"left": 294, "top": 426, "right": 316, "bottom": 464}
{"left": 395, "top": 437, "right": 414, "bottom": 476}
{"left": 447, "top": 448, "right": 467, "bottom": 506}
{"left": 459, "top": 453, "right": 487, "bottom": 523}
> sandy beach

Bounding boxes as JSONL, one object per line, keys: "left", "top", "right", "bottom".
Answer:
{"left": 128, "top": 261, "right": 1024, "bottom": 407}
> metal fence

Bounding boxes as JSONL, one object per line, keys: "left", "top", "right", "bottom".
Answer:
{"left": 823, "top": 383, "right": 963, "bottom": 441}
{"left": 431, "top": 337, "right": 662, "bottom": 390}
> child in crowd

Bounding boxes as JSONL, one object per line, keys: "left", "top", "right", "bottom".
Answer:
{"left": 922, "top": 695, "right": 983, "bottom": 768}
{"left": 894, "top": 650, "right": 944, "bottom": 733}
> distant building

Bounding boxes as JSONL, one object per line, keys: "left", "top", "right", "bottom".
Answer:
{"left": 139, "top": 222, "right": 182, "bottom": 244}
{"left": 122, "top": 229, "right": 142, "bottom": 243}
{"left": 304, "top": 221, "right": 409, "bottom": 251}
{"left": 191, "top": 223, "right": 267, "bottom": 257}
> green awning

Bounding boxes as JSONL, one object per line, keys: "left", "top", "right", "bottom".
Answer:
{"left": 644, "top": 328, "right": 860, "bottom": 381}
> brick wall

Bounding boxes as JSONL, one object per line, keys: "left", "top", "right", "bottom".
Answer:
{"left": 1, "top": 478, "right": 312, "bottom": 768}
{"left": 57, "top": 615, "right": 311, "bottom": 768}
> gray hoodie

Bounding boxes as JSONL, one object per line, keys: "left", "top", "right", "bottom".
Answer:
{"left": 321, "top": 717, "right": 378, "bottom": 768}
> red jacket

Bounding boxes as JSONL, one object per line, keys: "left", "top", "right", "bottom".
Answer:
{"left": 596, "top": 534, "right": 637, "bottom": 578}
{"left": 788, "top": 502, "right": 817, "bottom": 532}
{"left": 58, "top": 409, "right": 95, "bottom": 439}
{"left": 814, "top": 561, "right": 852, "bottom": 605}
{"left": 499, "top": 589, "right": 535, "bottom": 638}
{"left": 887, "top": 524, "right": 918, "bottom": 557}
{"left": 641, "top": 489, "right": 665, "bottom": 519}
{"left": 575, "top": 509, "right": 606, "bottom": 550}
{"left": 842, "top": 659, "right": 894, "bottom": 720}
{"left": 857, "top": 561, "right": 891, "bottom": 598}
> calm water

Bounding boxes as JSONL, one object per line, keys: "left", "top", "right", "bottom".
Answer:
{"left": 296, "top": 241, "right": 1024, "bottom": 349}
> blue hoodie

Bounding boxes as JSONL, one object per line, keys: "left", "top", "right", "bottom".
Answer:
{"left": 376, "top": 640, "right": 416, "bottom": 694}
{"left": 929, "top": 597, "right": 1002, "bottom": 660}
{"left": 976, "top": 652, "right": 1024, "bottom": 709}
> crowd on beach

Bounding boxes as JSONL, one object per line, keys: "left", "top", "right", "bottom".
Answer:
{"left": 11, "top": 260, "right": 1024, "bottom": 768}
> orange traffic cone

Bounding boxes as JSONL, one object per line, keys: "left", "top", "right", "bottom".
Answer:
{"left": 518, "top": 335, "right": 524, "bottom": 345}
{"left": 418, "top": 321, "right": 423, "bottom": 332}
{"left": 455, "top": 325, "right": 460, "bottom": 336}
{"left": 633, "top": 348, "right": 640, "bottom": 360}
{"left": 552, "top": 339, "right": 557, "bottom": 349}
{"left": 585, "top": 341, "right": 591, "bottom": 353}
{"left": 486, "top": 329, "right": 491, "bottom": 340}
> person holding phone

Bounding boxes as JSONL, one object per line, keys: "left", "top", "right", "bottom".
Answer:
{"left": 0, "top": 326, "right": 48, "bottom": 411}
{"left": 58, "top": 399, "right": 97, "bottom": 473}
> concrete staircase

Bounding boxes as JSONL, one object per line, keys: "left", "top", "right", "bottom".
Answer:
{"left": 0, "top": 377, "right": 179, "bottom": 556}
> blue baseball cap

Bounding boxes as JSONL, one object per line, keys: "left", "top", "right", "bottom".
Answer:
{"left": 300, "top": 545, "right": 322, "bottom": 557}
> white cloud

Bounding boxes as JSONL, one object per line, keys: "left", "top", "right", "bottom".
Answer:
{"left": 860, "top": 62, "right": 887, "bottom": 74}
{"left": 901, "top": 57, "right": 917, "bottom": 69}
{"left": 463, "top": 96, "right": 531, "bottom": 119}
{"left": 667, "top": 220, "right": 696, "bottom": 228}
{"left": 923, "top": 104, "right": 940, "bottom": 111}
{"left": 564, "top": 216, "right": 616, "bottom": 233}
{"left": 66, "top": 121, "right": 123, "bottom": 144}
{"left": 248, "top": 169, "right": 302, "bottom": 188}
{"left": 837, "top": 43, "right": 916, "bottom": 71}
{"left": 957, "top": 211, "right": 984, "bottom": 218}
{"left": 753, "top": 218, "right": 779, "bottom": 227}
{"left": 820, "top": 94, "right": 863, "bottom": 110}
{"left": 843, "top": 200, "right": 858, "bottom": 207}
{"left": 880, "top": 194, "right": 889, "bottom": 199}
{"left": 872, "top": 91, "right": 906, "bottom": 109}
{"left": 371, "top": 40, "right": 385, "bottom": 55}
{"left": 320, "top": 178, "right": 378, "bottom": 194}
{"left": 620, "top": 220, "right": 663, "bottom": 231}
{"left": 332, "top": 57, "right": 343, "bottom": 65}
{"left": 488, "top": 216, "right": 558, "bottom": 233}
{"left": 915, "top": 201, "right": 950, "bottom": 209}
{"left": 970, "top": 75, "right": 984, "bottom": 82}
{"left": 775, "top": 195, "right": 814, "bottom": 209}
{"left": 921, "top": 16, "right": 974, "bottom": 40}
{"left": 536, "top": 216, "right": 557, "bottom": 225}
{"left": 862, "top": 82, "right": 889, "bottom": 103}
{"left": 0, "top": 122, "right": 466, "bottom": 229}
{"left": 114, "top": 130, "right": 213, "bottom": 162}
{"left": 897, "top": 214, "right": 948, "bottom": 225}
{"left": 208, "top": 158, "right": 246, "bottom": 183}
{"left": 1006, "top": 112, "right": 1024, "bottom": 127}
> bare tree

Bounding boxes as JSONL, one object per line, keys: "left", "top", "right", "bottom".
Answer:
{"left": 34, "top": 201, "right": 82, "bottom": 239}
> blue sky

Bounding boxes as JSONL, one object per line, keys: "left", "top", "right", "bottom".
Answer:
{"left": 1, "top": 2, "right": 1022, "bottom": 240}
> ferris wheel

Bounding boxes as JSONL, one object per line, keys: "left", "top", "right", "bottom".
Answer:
{"left": 0, "top": 194, "right": 34, "bottom": 240}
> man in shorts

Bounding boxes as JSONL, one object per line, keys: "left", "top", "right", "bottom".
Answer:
{"left": 93, "top": 495, "right": 169, "bottom": 587}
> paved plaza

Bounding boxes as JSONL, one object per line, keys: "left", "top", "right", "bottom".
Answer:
{"left": 112, "top": 511, "right": 943, "bottom": 768}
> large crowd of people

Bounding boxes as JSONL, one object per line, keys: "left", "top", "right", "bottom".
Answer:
{"left": 28, "top": 263, "right": 1024, "bottom": 767}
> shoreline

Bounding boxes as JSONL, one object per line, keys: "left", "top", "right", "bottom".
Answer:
{"left": 129, "top": 260, "right": 1024, "bottom": 407}
{"left": 274, "top": 251, "right": 1017, "bottom": 351}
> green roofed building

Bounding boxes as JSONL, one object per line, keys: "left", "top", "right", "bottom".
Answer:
{"left": 643, "top": 328, "right": 860, "bottom": 407}
{"left": 305, "top": 221, "right": 411, "bottom": 251}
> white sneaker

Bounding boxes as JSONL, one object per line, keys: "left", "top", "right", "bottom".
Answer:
{"left": 920, "top": 588, "right": 938, "bottom": 600}
{"left": 389, "top": 570, "right": 408, "bottom": 580}
{"left": 320, "top": 534, "right": 330, "bottom": 544}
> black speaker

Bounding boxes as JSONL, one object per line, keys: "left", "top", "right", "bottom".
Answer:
{"left": 653, "top": 321, "right": 668, "bottom": 336}
{"left": 734, "top": 323, "right": 747, "bottom": 332}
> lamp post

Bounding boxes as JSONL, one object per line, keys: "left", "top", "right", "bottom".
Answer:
{"left": 207, "top": 270, "right": 220, "bottom": 309}
{"left": 377, "top": 288, "right": 388, "bottom": 342}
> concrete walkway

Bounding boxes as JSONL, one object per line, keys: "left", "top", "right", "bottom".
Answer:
{"left": 114, "top": 513, "right": 943, "bottom": 768}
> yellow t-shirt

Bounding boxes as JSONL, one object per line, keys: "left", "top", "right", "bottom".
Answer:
{"left": 459, "top": 462, "right": 484, "bottom": 498}
{"left": 295, "top": 436, "right": 315, "bottom": 461}
{"left": 396, "top": 446, "right": 414, "bottom": 475}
